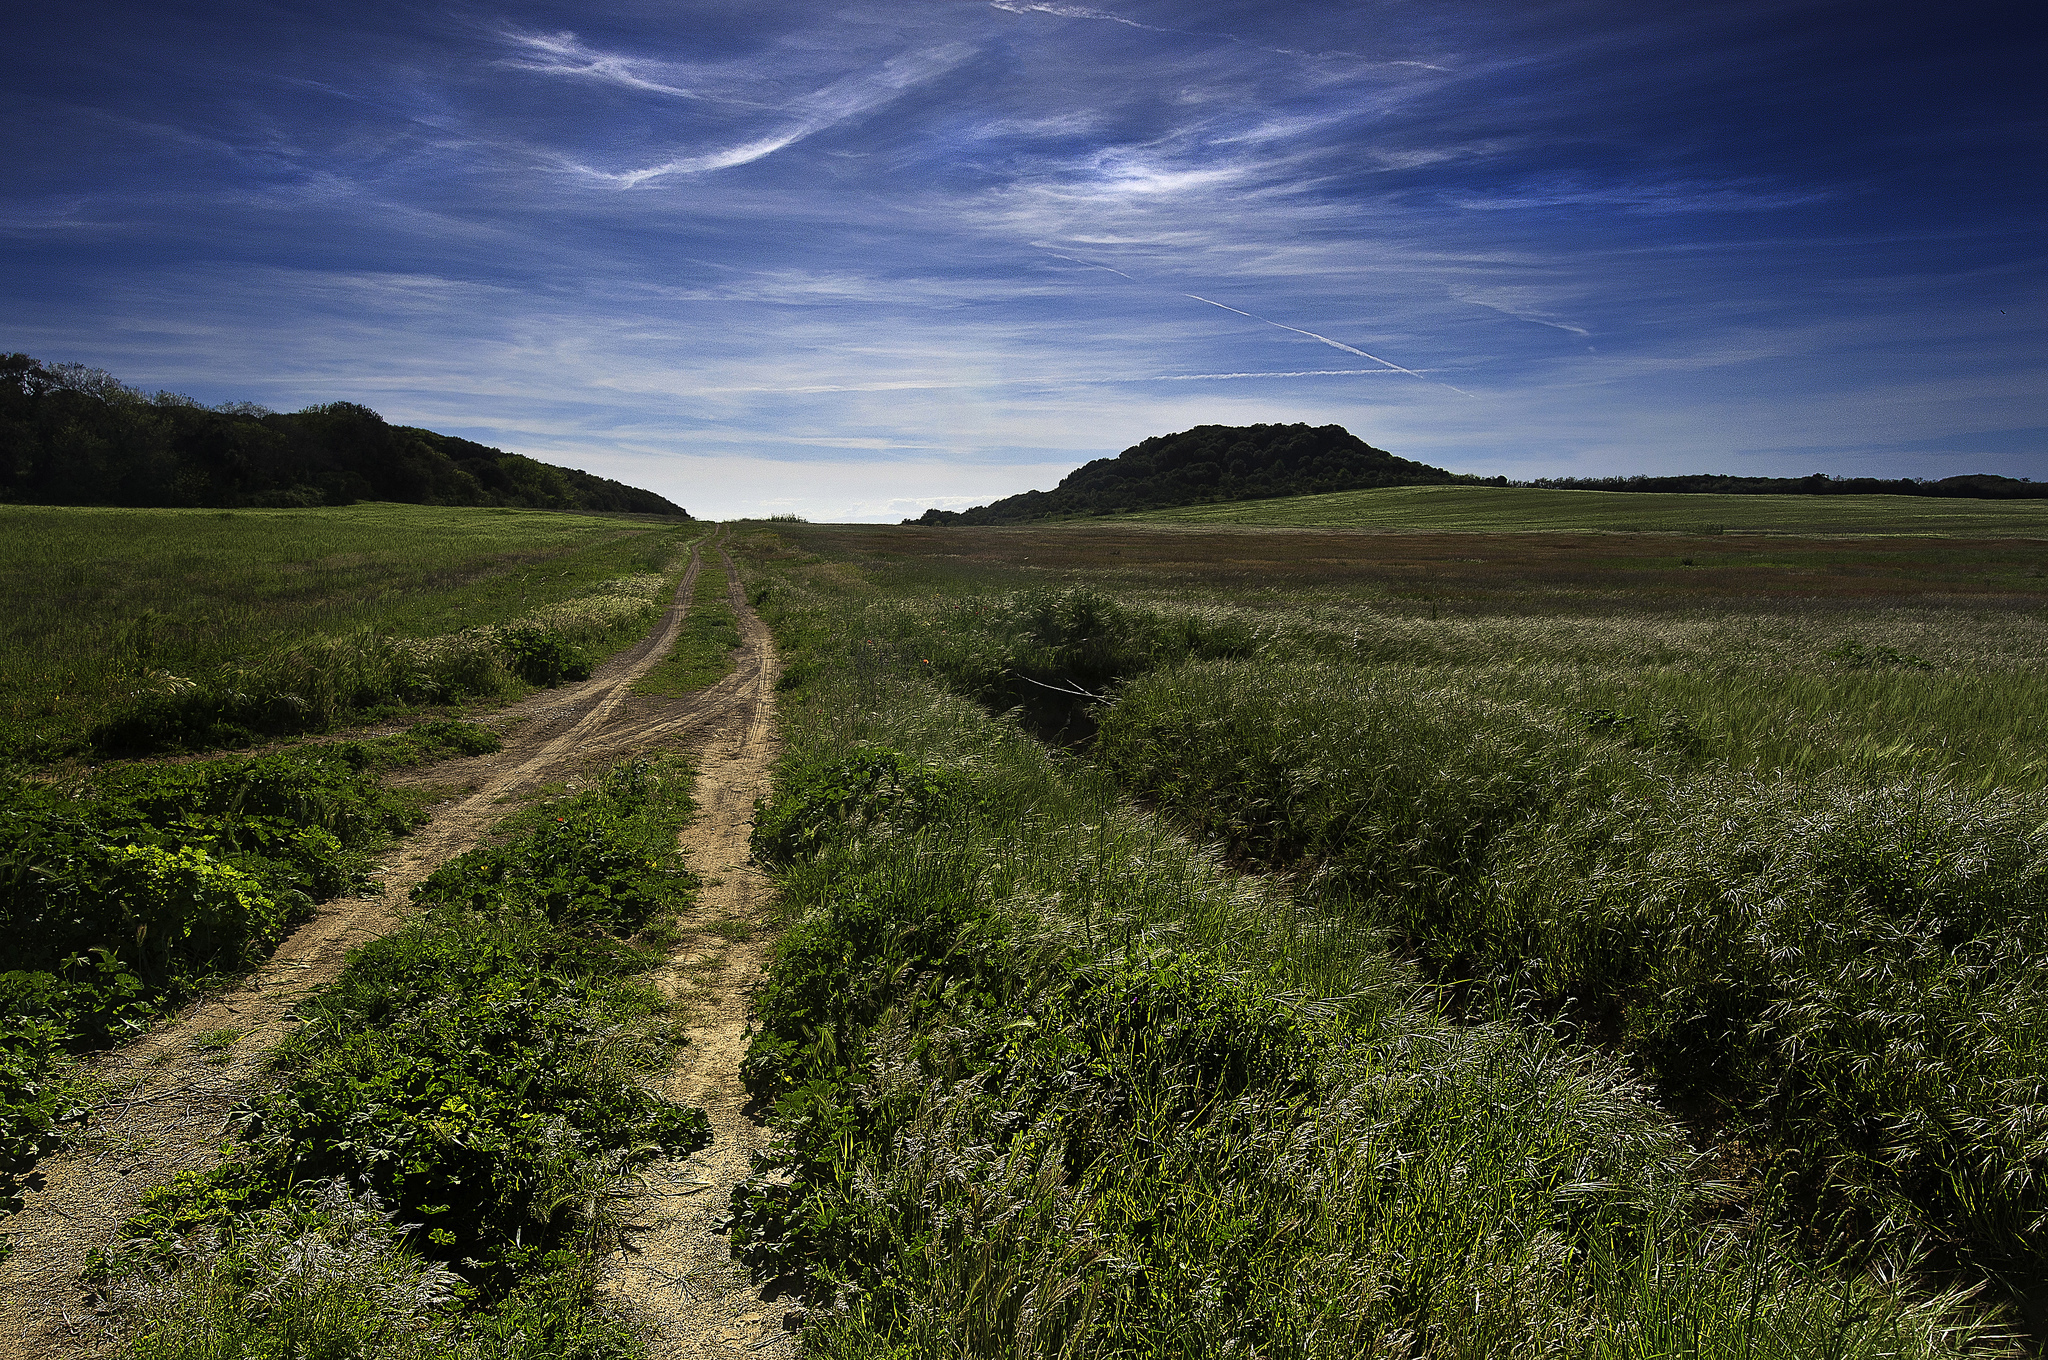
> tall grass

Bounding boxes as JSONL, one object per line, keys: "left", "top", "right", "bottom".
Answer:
{"left": 89, "top": 569, "right": 681, "bottom": 753}
{"left": 1094, "top": 655, "right": 2048, "bottom": 1328}
{"left": 723, "top": 547, "right": 2015, "bottom": 1358}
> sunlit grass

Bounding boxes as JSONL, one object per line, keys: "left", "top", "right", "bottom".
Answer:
{"left": 0, "top": 503, "right": 693, "bottom": 756}
{"left": 1129, "top": 483, "right": 2048, "bottom": 536}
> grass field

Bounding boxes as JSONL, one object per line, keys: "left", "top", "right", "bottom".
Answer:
{"left": 1125, "top": 483, "right": 2048, "bottom": 536}
{"left": 0, "top": 503, "right": 695, "bottom": 759}
{"left": 728, "top": 512, "right": 2048, "bottom": 1353}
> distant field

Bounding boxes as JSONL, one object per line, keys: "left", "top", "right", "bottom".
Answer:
{"left": 0, "top": 503, "right": 691, "bottom": 758}
{"left": 1128, "top": 483, "right": 2048, "bottom": 535}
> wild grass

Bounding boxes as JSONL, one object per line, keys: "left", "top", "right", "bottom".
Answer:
{"left": 0, "top": 504, "right": 694, "bottom": 759}
{"left": 1129, "top": 483, "right": 2048, "bottom": 536}
{"left": 634, "top": 551, "right": 742, "bottom": 697}
{"left": 88, "top": 564, "right": 686, "bottom": 755}
{"left": 723, "top": 540, "right": 2018, "bottom": 1358}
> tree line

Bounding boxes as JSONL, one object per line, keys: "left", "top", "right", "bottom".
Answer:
{"left": 1529, "top": 472, "right": 2045, "bottom": 499}
{"left": 0, "top": 353, "right": 687, "bottom": 515}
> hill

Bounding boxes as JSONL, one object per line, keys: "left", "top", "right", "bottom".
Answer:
{"left": 907, "top": 422, "right": 1473, "bottom": 525}
{"left": 0, "top": 353, "right": 687, "bottom": 515}
{"left": 1129, "top": 483, "right": 2048, "bottom": 536}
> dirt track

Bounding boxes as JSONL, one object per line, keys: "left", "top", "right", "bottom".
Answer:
{"left": 600, "top": 552, "right": 792, "bottom": 1359}
{"left": 0, "top": 531, "right": 787, "bottom": 1357}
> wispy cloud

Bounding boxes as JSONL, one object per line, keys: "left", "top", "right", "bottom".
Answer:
{"left": 498, "top": 30, "right": 711, "bottom": 101}
{"left": 1451, "top": 178, "right": 1832, "bottom": 215}
{"left": 11, "top": 0, "right": 2037, "bottom": 517}
{"left": 988, "top": 0, "right": 1449, "bottom": 67}
{"left": 559, "top": 43, "right": 977, "bottom": 187}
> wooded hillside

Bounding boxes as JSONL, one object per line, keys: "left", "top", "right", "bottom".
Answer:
{"left": 1, "top": 353, "right": 687, "bottom": 515}
{"left": 909, "top": 422, "right": 1476, "bottom": 525}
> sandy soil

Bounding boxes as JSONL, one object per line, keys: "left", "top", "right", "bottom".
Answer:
{"left": 599, "top": 546, "right": 795, "bottom": 1359}
{"left": 0, "top": 533, "right": 789, "bottom": 1357}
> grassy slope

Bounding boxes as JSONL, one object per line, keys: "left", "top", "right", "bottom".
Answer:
{"left": 1129, "top": 483, "right": 2048, "bottom": 536}
{"left": 0, "top": 504, "right": 690, "bottom": 756}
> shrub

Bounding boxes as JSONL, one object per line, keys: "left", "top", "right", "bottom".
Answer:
{"left": 749, "top": 748, "right": 976, "bottom": 867}
{"left": 498, "top": 625, "right": 592, "bottom": 687}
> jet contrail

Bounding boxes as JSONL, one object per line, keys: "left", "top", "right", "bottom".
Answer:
{"left": 1183, "top": 294, "right": 1474, "bottom": 396}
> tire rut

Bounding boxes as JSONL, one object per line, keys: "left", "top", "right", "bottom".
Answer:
{"left": 598, "top": 546, "right": 790, "bottom": 1359}
{"left": 0, "top": 529, "right": 777, "bottom": 1357}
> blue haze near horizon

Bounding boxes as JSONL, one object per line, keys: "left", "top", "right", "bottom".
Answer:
{"left": 3, "top": 1, "right": 2041, "bottom": 521}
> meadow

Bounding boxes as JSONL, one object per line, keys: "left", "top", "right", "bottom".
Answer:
{"left": 727, "top": 512, "right": 2048, "bottom": 1355}
{"left": 1, "top": 504, "right": 705, "bottom": 1275}
{"left": 1126, "top": 483, "right": 2048, "bottom": 537}
{"left": 0, "top": 502, "right": 693, "bottom": 760}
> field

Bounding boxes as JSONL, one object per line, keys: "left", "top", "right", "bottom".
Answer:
{"left": 724, "top": 510, "right": 2048, "bottom": 1355}
{"left": 6, "top": 494, "right": 2048, "bottom": 1357}
{"left": 0, "top": 507, "right": 783, "bottom": 1360}
{"left": 1126, "top": 482, "right": 2048, "bottom": 537}
{"left": 0, "top": 502, "right": 692, "bottom": 761}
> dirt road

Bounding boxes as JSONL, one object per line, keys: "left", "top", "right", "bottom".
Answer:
{"left": 599, "top": 551, "right": 792, "bottom": 1359}
{"left": 0, "top": 532, "right": 786, "bottom": 1358}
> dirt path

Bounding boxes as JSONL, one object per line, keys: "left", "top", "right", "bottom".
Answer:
{"left": 600, "top": 548, "right": 793, "bottom": 1359}
{"left": 0, "top": 530, "right": 783, "bottom": 1357}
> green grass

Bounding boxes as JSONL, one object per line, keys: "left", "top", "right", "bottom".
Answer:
{"left": 633, "top": 543, "right": 741, "bottom": 697}
{"left": 1129, "top": 483, "right": 2048, "bottom": 536}
{"left": 0, "top": 503, "right": 694, "bottom": 758}
{"left": 0, "top": 720, "right": 504, "bottom": 1218}
{"left": 720, "top": 536, "right": 2014, "bottom": 1358}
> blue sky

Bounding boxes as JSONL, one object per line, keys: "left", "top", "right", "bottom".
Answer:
{"left": 5, "top": 1, "right": 2041, "bottom": 520}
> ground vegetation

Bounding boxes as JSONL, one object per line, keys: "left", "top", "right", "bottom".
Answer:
{"left": 86, "top": 756, "right": 711, "bottom": 1358}
{"left": 0, "top": 505, "right": 697, "bottom": 760}
{"left": 718, "top": 521, "right": 2031, "bottom": 1355}
{"left": 0, "top": 722, "right": 499, "bottom": 1218}
{"left": 1130, "top": 483, "right": 2048, "bottom": 535}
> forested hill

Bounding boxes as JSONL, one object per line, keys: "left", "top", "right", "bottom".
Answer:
{"left": 908, "top": 422, "right": 1478, "bottom": 526}
{"left": 1, "top": 353, "right": 688, "bottom": 515}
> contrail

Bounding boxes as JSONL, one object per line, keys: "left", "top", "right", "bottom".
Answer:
{"left": 1159, "top": 368, "right": 1419, "bottom": 380}
{"left": 1184, "top": 294, "right": 1474, "bottom": 396}
{"left": 1041, "top": 250, "right": 1135, "bottom": 280}
{"left": 1038, "top": 247, "right": 1472, "bottom": 396}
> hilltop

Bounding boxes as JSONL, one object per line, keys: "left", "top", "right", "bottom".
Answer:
{"left": 907, "top": 422, "right": 1477, "bottom": 525}
{"left": 0, "top": 353, "right": 687, "bottom": 516}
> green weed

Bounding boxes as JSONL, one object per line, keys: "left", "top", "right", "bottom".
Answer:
{"left": 92, "top": 754, "right": 710, "bottom": 1354}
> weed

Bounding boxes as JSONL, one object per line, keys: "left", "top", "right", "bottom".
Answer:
{"left": 92, "top": 754, "right": 710, "bottom": 1352}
